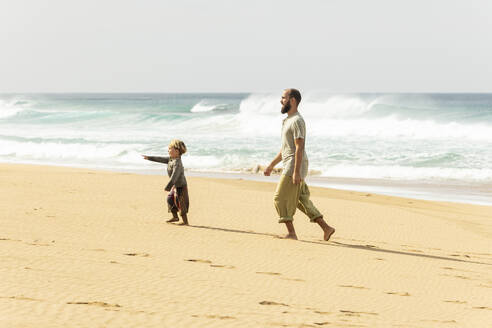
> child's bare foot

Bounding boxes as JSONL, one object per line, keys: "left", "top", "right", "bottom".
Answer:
{"left": 323, "top": 226, "right": 335, "bottom": 241}
{"left": 166, "top": 217, "right": 179, "bottom": 223}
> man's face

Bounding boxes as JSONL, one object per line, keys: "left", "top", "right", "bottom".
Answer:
{"left": 280, "top": 90, "right": 291, "bottom": 114}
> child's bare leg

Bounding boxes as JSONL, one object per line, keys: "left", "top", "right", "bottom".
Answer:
{"left": 178, "top": 213, "right": 189, "bottom": 225}
{"left": 284, "top": 221, "right": 298, "bottom": 240}
{"left": 167, "top": 209, "right": 179, "bottom": 223}
{"left": 314, "top": 217, "right": 335, "bottom": 241}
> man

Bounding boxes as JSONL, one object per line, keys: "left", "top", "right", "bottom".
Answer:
{"left": 264, "top": 89, "right": 335, "bottom": 240}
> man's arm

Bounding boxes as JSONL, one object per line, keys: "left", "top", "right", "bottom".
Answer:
{"left": 292, "top": 138, "right": 304, "bottom": 184}
{"left": 264, "top": 151, "right": 282, "bottom": 176}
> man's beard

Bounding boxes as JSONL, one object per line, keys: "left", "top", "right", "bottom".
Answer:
{"left": 281, "top": 102, "right": 291, "bottom": 114}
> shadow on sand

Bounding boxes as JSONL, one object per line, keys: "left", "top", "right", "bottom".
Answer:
{"left": 184, "top": 224, "right": 491, "bottom": 266}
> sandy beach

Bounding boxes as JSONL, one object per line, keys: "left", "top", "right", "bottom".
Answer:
{"left": 1, "top": 163, "right": 491, "bottom": 327}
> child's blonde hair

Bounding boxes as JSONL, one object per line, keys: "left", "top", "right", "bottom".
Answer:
{"left": 169, "top": 139, "right": 187, "bottom": 155}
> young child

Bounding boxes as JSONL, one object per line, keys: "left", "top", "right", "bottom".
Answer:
{"left": 142, "top": 139, "right": 189, "bottom": 225}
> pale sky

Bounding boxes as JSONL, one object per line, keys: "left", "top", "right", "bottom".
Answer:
{"left": 1, "top": 0, "right": 491, "bottom": 93}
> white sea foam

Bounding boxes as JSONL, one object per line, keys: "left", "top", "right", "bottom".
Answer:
{"left": 0, "top": 99, "right": 26, "bottom": 119}
{"left": 190, "top": 100, "right": 229, "bottom": 113}
{"left": 238, "top": 93, "right": 280, "bottom": 115}
{"left": 235, "top": 93, "right": 492, "bottom": 141}
{"left": 1, "top": 93, "right": 492, "bottom": 192}
{"left": 314, "top": 164, "right": 492, "bottom": 182}
{"left": 190, "top": 101, "right": 215, "bottom": 113}
{"left": 0, "top": 138, "right": 136, "bottom": 160}
{"left": 238, "top": 93, "right": 377, "bottom": 118}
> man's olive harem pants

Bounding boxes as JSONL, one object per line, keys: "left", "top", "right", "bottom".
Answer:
{"left": 274, "top": 174, "right": 323, "bottom": 223}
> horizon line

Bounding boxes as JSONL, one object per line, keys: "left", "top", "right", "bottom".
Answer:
{"left": 2, "top": 91, "right": 492, "bottom": 95}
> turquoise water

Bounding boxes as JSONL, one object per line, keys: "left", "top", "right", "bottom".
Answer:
{"left": 1, "top": 93, "right": 492, "bottom": 195}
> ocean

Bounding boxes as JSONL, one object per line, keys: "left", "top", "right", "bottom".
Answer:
{"left": 1, "top": 93, "right": 491, "bottom": 204}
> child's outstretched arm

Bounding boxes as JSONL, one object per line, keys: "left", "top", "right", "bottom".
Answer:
{"left": 164, "top": 160, "right": 183, "bottom": 191}
{"left": 142, "top": 155, "right": 169, "bottom": 164}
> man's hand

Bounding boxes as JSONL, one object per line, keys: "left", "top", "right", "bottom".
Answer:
{"left": 264, "top": 152, "right": 282, "bottom": 176}
{"left": 142, "top": 155, "right": 149, "bottom": 160}
{"left": 292, "top": 171, "right": 301, "bottom": 185}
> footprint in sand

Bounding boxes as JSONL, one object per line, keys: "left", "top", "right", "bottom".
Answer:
{"left": 210, "top": 264, "right": 235, "bottom": 269}
{"left": 191, "top": 314, "right": 235, "bottom": 320}
{"left": 421, "top": 319, "right": 457, "bottom": 324}
{"left": 27, "top": 240, "right": 53, "bottom": 246}
{"left": 1, "top": 296, "right": 42, "bottom": 302}
{"left": 186, "top": 259, "right": 212, "bottom": 264}
{"left": 338, "top": 285, "right": 369, "bottom": 290}
{"left": 440, "top": 273, "right": 470, "bottom": 280}
{"left": 442, "top": 266, "right": 459, "bottom": 271}
{"left": 67, "top": 301, "right": 122, "bottom": 308}
{"left": 281, "top": 278, "right": 305, "bottom": 282}
{"left": 472, "top": 306, "right": 492, "bottom": 310}
{"left": 443, "top": 300, "right": 467, "bottom": 304}
{"left": 1, "top": 238, "right": 24, "bottom": 244}
{"left": 441, "top": 267, "right": 477, "bottom": 274}
{"left": 385, "top": 291, "right": 411, "bottom": 296}
{"left": 256, "top": 271, "right": 304, "bottom": 282}
{"left": 313, "top": 310, "right": 332, "bottom": 315}
{"left": 453, "top": 275, "right": 472, "bottom": 280}
{"left": 339, "top": 310, "right": 378, "bottom": 316}
{"left": 186, "top": 259, "right": 235, "bottom": 269}
{"left": 267, "top": 322, "right": 315, "bottom": 327}
{"left": 124, "top": 253, "right": 150, "bottom": 257}
{"left": 259, "top": 300, "right": 289, "bottom": 307}
{"left": 256, "top": 271, "right": 282, "bottom": 276}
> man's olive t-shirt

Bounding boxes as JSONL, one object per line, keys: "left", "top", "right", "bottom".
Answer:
{"left": 281, "top": 112, "right": 308, "bottom": 179}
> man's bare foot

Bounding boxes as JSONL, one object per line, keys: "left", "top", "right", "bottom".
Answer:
{"left": 178, "top": 222, "right": 189, "bottom": 226}
{"left": 166, "top": 217, "right": 179, "bottom": 223}
{"left": 323, "top": 227, "right": 335, "bottom": 241}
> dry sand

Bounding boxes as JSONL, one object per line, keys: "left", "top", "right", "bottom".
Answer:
{"left": 1, "top": 164, "right": 491, "bottom": 327}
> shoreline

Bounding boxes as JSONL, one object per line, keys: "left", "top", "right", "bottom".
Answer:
{"left": 3, "top": 160, "right": 489, "bottom": 206}
{"left": 3, "top": 160, "right": 492, "bottom": 206}
{"left": 186, "top": 171, "right": 492, "bottom": 207}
